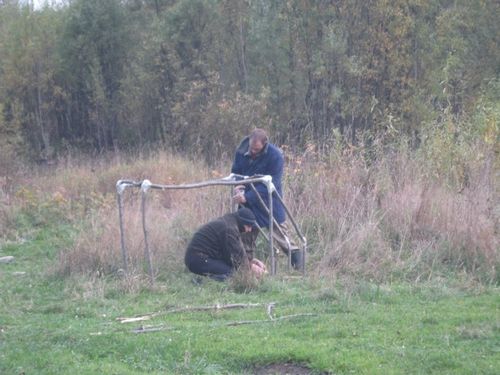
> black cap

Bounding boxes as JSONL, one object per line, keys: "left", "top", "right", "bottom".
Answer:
{"left": 237, "top": 207, "right": 257, "bottom": 227}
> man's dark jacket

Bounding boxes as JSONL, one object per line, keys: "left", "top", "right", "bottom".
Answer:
{"left": 184, "top": 212, "right": 250, "bottom": 269}
{"left": 231, "top": 136, "right": 286, "bottom": 227}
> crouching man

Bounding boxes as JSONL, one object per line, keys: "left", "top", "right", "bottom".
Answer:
{"left": 184, "top": 207, "right": 267, "bottom": 281}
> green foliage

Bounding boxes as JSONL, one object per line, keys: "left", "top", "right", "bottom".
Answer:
{"left": 416, "top": 85, "right": 499, "bottom": 190}
{"left": 473, "top": 78, "right": 500, "bottom": 146}
{"left": 0, "top": 102, "right": 23, "bottom": 175}
{"left": 0, "top": 3, "right": 63, "bottom": 161}
{"left": 58, "top": 0, "right": 130, "bottom": 150}
{"left": 170, "top": 73, "right": 270, "bottom": 162}
{"left": 0, "top": 0, "right": 498, "bottom": 162}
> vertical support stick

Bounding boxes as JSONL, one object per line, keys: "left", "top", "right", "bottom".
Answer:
{"left": 302, "top": 241, "right": 307, "bottom": 275}
{"left": 141, "top": 190, "right": 155, "bottom": 284}
{"left": 116, "top": 192, "right": 128, "bottom": 272}
{"left": 268, "top": 183, "right": 275, "bottom": 275}
{"left": 272, "top": 190, "right": 306, "bottom": 274}
{"left": 287, "top": 234, "right": 292, "bottom": 272}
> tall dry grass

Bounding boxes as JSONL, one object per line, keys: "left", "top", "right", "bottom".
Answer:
{"left": 284, "top": 138, "right": 498, "bottom": 284}
{"left": 57, "top": 185, "right": 231, "bottom": 278}
{"left": 42, "top": 151, "right": 231, "bottom": 279}
{"left": 2, "top": 138, "right": 498, "bottom": 285}
{"left": 1, "top": 150, "right": 229, "bottom": 279}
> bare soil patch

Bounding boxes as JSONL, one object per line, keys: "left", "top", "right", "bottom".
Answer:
{"left": 252, "top": 362, "right": 329, "bottom": 375}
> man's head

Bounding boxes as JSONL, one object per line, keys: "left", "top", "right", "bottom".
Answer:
{"left": 248, "top": 128, "right": 268, "bottom": 157}
{"left": 236, "top": 207, "right": 257, "bottom": 232}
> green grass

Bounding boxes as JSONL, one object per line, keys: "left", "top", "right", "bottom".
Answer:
{"left": 1, "top": 222, "right": 499, "bottom": 374}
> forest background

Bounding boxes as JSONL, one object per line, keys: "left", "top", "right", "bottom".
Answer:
{"left": 0, "top": 0, "right": 498, "bottom": 165}
{"left": 0, "top": 0, "right": 499, "bottom": 282}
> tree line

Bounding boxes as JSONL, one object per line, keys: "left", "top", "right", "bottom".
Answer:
{"left": 0, "top": 0, "right": 498, "bottom": 164}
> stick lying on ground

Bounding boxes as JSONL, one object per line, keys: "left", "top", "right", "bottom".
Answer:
{"left": 119, "top": 316, "right": 152, "bottom": 323}
{"left": 116, "top": 302, "right": 275, "bottom": 323}
{"left": 0, "top": 256, "right": 14, "bottom": 263}
{"left": 225, "top": 313, "right": 317, "bottom": 326}
{"left": 131, "top": 325, "right": 170, "bottom": 334}
{"left": 113, "top": 303, "right": 316, "bottom": 334}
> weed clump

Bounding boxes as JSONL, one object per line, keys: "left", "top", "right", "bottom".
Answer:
{"left": 228, "top": 267, "right": 263, "bottom": 293}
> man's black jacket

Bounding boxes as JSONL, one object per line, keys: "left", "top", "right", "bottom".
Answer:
{"left": 185, "top": 212, "right": 251, "bottom": 268}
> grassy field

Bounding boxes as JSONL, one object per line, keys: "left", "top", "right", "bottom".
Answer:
{"left": 1, "top": 220, "right": 498, "bottom": 374}
{"left": 0, "top": 146, "right": 498, "bottom": 374}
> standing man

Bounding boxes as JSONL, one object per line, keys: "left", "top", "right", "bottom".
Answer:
{"left": 185, "top": 207, "right": 266, "bottom": 281}
{"left": 231, "top": 128, "right": 303, "bottom": 269}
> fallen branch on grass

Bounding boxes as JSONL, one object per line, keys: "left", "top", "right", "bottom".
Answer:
{"left": 116, "top": 302, "right": 276, "bottom": 323}
{"left": 225, "top": 313, "right": 317, "bottom": 326}
{"left": 165, "top": 302, "right": 268, "bottom": 313}
{"left": 131, "top": 325, "right": 170, "bottom": 334}
{"left": 119, "top": 316, "right": 152, "bottom": 323}
{"left": 111, "top": 305, "right": 314, "bottom": 334}
{"left": 0, "top": 256, "right": 14, "bottom": 263}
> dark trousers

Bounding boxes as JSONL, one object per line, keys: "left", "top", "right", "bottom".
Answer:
{"left": 185, "top": 252, "right": 233, "bottom": 281}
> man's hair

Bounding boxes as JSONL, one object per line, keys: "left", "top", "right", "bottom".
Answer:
{"left": 249, "top": 128, "right": 268, "bottom": 144}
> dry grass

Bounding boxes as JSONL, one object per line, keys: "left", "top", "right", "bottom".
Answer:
{"left": 284, "top": 142, "right": 498, "bottom": 284}
{"left": 58, "top": 189, "right": 231, "bottom": 279}
{"left": 3, "top": 142, "right": 498, "bottom": 285}
{"left": 47, "top": 151, "right": 233, "bottom": 279}
{"left": 29, "top": 150, "right": 209, "bottom": 199}
{"left": 228, "top": 266, "right": 264, "bottom": 293}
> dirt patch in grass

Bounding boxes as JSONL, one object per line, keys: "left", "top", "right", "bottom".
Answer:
{"left": 252, "top": 362, "right": 328, "bottom": 374}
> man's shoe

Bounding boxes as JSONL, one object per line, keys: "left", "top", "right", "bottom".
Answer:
{"left": 291, "top": 250, "right": 304, "bottom": 270}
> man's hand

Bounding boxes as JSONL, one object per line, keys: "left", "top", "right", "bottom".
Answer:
{"left": 250, "top": 258, "right": 267, "bottom": 277}
{"left": 232, "top": 185, "right": 246, "bottom": 204}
